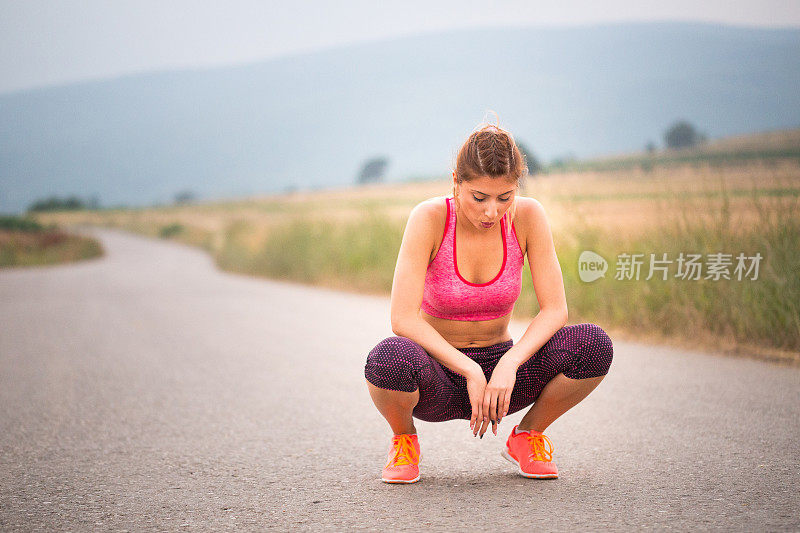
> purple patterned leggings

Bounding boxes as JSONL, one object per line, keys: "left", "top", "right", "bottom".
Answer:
{"left": 364, "top": 323, "right": 613, "bottom": 422}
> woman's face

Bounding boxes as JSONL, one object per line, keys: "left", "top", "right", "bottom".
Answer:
{"left": 453, "top": 172, "right": 517, "bottom": 231}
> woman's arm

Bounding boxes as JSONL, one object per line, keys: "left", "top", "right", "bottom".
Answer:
{"left": 389, "top": 200, "right": 482, "bottom": 379}
{"left": 484, "top": 197, "right": 569, "bottom": 429}
{"left": 501, "top": 197, "right": 569, "bottom": 368}
{"left": 391, "top": 199, "right": 492, "bottom": 435}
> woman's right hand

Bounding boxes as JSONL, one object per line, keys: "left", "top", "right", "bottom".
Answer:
{"left": 466, "top": 365, "right": 488, "bottom": 437}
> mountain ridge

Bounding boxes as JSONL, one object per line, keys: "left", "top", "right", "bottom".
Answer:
{"left": 1, "top": 21, "right": 799, "bottom": 213}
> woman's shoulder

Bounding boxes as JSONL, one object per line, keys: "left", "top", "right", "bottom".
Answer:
{"left": 510, "top": 196, "right": 549, "bottom": 254}
{"left": 404, "top": 196, "right": 449, "bottom": 253}
{"left": 512, "top": 196, "right": 547, "bottom": 226}
{"left": 408, "top": 195, "right": 449, "bottom": 226}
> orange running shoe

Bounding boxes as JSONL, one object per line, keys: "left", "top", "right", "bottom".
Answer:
{"left": 502, "top": 425, "right": 559, "bottom": 479}
{"left": 381, "top": 434, "right": 421, "bottom": 484}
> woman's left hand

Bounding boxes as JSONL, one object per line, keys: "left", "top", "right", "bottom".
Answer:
{"left": 481, "top": 357, "right": 518, "bottom": 437}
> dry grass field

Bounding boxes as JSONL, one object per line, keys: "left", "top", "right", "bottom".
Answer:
{"left": 34, "top": 130, "right": 800, "bottom": 364}
{"left": 0, "top": 227, "right": 104, "bottom": 267}
{"left": 37, "top": 159, "right": 800, "bottom": 241}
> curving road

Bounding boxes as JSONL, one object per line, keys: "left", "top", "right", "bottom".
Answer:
{"left": 1, "top": 227, "right": 798, "bottom": 532}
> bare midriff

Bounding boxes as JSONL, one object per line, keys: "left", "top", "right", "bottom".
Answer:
{"left": 420, "top": 309, "right": 513, "bottom": 348}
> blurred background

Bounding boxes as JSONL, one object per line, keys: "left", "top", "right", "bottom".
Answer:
{"left": 1, "top": 0, "right": 799, "bottom": 361}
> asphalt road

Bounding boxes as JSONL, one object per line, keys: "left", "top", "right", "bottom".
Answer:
{"left": 1, "top": 227, "right": 798, "bottom": 532}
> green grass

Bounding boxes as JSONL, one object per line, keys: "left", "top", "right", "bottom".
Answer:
{"left": 204, "top": 188, "right": 799, "bottom": 354}
{"left": 31, "top": 163, "right": 799, "bottom": 356}
{"left": 0, "top": 215, "right": 46, "bottom": 232}
{"left": 159, "top": 223, "right": 184, "bottom": 238}
{"left": 537, "top": 191, "right": 800, "bottom": 352}
{"left": 216, "top": 211, "right": 404, "bottom": 294}
{"left": 198, "top": 185, "right": 800, "bottom": 353}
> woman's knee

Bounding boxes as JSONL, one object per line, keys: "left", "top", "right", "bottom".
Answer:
{"left": 364, "top": 336, "right": 427, "bottom": 393}
{"left": 563, "top": 323, "right": 614, "bottom": 379}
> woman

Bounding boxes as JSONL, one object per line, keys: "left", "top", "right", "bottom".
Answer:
{"left": 364, "top": 122, "right": 614, "bottom": 484}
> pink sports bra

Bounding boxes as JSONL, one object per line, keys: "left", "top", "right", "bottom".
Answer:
{"left": 420, "top": 196, "right": 525, "bottom": 321}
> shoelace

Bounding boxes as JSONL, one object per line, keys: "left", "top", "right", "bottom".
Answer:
{"left": 387, "top": 435, "right": 419, "bottom": 467}
{"left": 526, "top": 433, "right": 554, "bottom": 462}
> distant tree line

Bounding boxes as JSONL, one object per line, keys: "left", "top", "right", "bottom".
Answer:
{"left": 25, "top": 189, "right": 201, "bottom": 213}
{"left": 27, "top": 195, "right": 100, "bottom": 213}
{"left": 355, "top": 142, "right": 545, "bottom": 188}
{"left": 353, "top": 119, "right": 708, "bottom": 184}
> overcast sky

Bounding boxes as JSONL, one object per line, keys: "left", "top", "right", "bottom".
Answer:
{"left": 2, "top": 0, "right": 800, "bottom": 95}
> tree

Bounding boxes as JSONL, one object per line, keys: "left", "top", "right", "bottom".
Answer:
{"left": 357, "top": 157, "right": 389, "bottom": 184}
{"left": 174, "top": 190, "right": 196, "bottom": 205}
{"left": 27, "top": 195, "right": 87, "bottom": 212}
{"left": 516, "top": 140, "right": 542, "bottom": 176}
{"left": 664, "top": 120, "right": 700, "bottom": 149}
{"left": 641, "top": 141, "right": 657, "bottom": 173}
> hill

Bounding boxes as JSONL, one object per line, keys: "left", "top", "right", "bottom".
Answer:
{"left": 2, "top": 21, "right": 799, "bottom": 214}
